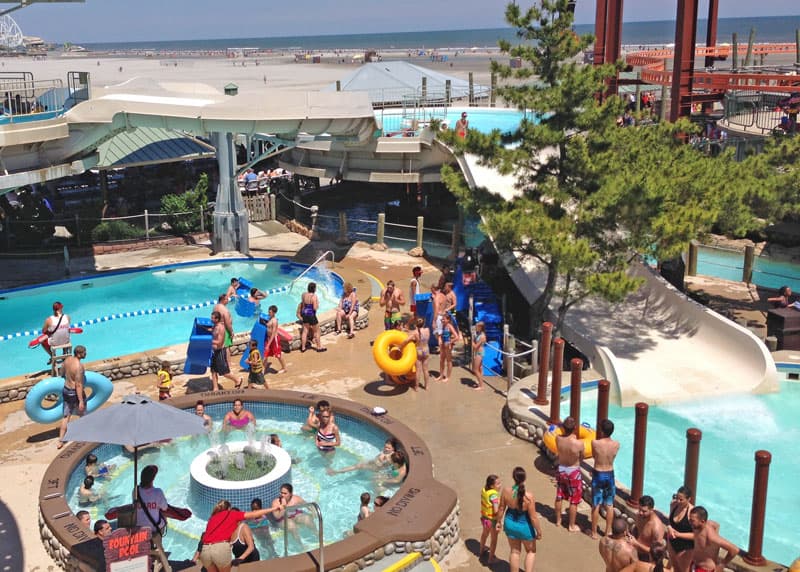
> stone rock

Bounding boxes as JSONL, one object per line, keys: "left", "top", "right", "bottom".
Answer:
{"left": 8, "top": 389, "right": 18, "bottom": 399}
{"left": 371, "top": 243, "right": 388, "bottom": 251}
{"left": 341, "top": 563, "right": 359, "bottom": 572}
{"left": 515, "top": 426, "right": 529, "bottom": 440}
{"left": 408, "top": 246, "right": 425, "bottom": 257}
{"left": 384, "top": 543, "right": 395, "bottom": 556}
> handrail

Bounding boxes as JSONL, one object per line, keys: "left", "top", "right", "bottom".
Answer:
{"left": 283, "top": 500, "right": 324, "bottom": 572}
{"left": 289, "top": 250, "right": 335, "bottom": 291}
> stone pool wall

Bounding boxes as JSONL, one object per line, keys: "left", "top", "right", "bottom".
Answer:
{"left": 0, "top": 306, "right": 369, "bottom": 405}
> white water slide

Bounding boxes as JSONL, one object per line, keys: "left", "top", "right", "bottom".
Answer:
{"left": 457, "top": 153, "right": 779, "bottom": 406}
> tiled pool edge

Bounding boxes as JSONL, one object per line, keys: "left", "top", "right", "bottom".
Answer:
{"left": 502, "top": 383, "right": 788, "bottom": 572}
{"left": 39, "top": 390, "right": 459, "bottom": 572}
{"left": 0, "top": 305, "right": 370, "bottom": 404}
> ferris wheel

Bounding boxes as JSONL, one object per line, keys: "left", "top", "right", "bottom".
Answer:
{"left": 0, "top": 15, "right": 24, "bottom": 49}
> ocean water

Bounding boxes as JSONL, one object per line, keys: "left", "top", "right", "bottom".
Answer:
{"left": 82, "top": 17, "right": 800, "bottom": 53}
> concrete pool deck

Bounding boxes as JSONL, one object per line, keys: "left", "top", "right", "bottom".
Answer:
{"left": 0, "top": 223, "right": 793, "bottom": 571}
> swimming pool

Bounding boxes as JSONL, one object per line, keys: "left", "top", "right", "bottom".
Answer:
{"left": 0, "top": 258, "right": 341, "bottom": 380}
{"left": 377, "top": 106, "right": 534, "bottom": 136}
{"left": 696, "top": 245, "right": 800, "bottom": 291}
{"left": 65, "top": 401, "right": 398, "bottom": 561}
{"left": 562, "top": 379, "right": 798, "bottom": 565}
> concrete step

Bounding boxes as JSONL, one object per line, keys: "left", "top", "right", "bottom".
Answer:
{"left": 359, "top": 551, "right": 441, "bottom": 572}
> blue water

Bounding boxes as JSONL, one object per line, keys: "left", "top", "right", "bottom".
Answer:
{"left": 80, "top": 17, "right": 800, "bottom": 52}
{"left": 696, "top": 246, "right": 800, "bottom": 291}
{"left": 562, "top": 381, "right": 798, "bottom": 566}
{"left": 378, "top": 107, "right": 531, "bottom": 137}
{"left": 66, "top": 401, "right": 398, "bottom": 561}
{"left": 0, "top": 259, "right": 342, "bottom": 380}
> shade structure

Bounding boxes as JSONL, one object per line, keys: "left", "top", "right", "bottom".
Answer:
{"left": 64, "top": 393, "right": 206, "bottom": 446}
{"left": 63, "top": 393, "right": 207, "bottom": 502}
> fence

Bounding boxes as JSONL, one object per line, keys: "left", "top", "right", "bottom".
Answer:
{"left": 0, "top": 73, "right": 69, "bottom": 124}
{"left": 1, "top": 206, "right": 212, "bottom": 251}
{"left": 723, "top": 90, "right": 795, "bottom": 136}
{"left": 242, "top": 194, "right": 273, "bottom": 222}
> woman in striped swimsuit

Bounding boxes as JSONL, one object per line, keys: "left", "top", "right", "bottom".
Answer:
{"left": 315, "top": 410, "right": 340, "bottom": 454}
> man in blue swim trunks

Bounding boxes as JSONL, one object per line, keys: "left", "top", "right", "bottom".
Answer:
{"left": 591, "top": 418, "right": 620, "bottom": 539}
{"left": 58, "top": 345, "right": 87, "bottom": 449}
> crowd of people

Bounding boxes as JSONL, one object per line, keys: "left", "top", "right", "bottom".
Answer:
{"left": 73, "top": 397, "right": 409, "bottom": 570}
{"left": 477, "top": 416, "right": 742, "bottom": 572}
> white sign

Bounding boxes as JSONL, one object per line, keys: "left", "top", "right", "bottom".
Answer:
{"left": 109, "top": 555, "right": 149, "bottom": 572}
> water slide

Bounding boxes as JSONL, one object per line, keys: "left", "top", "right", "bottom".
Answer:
{"left": 456, "top": 153, "right": 779, "bottom": 406}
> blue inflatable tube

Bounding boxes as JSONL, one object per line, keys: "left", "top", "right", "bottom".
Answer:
{"left": 24, "top": 371, "right": 114, "bottom": 424}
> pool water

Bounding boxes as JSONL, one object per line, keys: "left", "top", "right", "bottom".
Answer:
{"left": 0, "top": 259, "right": 341, "bottom": 380}
{"left": 696, "top": 246, "right": 800, "bottom": 291}
{"left": 66, "top": 401, "right": 398, "bottom": 561}
{"left": 560, "top": 381, "right": 798, "bottom": 565}
{"left": 377, "top": 107, "right": 534, "bottom": 136}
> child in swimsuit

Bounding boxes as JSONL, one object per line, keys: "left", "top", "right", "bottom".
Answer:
{"left": 264, "top": 305, "right": 287, "bottom": 374}
{"left": 471, "top": 321, "right": 486, "bottom": 391}
{"left": 246, "top": 340, "right": 267, "bottom": 389}
{"left": 356, "top": 492, "right": 371, "bottom": 525}
{"left": 156, "top": 361, "right": 172, "bottom": 400}
{"left": 479, "top": 474, "right": 501, "bottom": 563}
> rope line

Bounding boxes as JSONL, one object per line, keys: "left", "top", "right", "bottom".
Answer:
{"left": 2, "top": 285, "right": 290, "bottom": 342}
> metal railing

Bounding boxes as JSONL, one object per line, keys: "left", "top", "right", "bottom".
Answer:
{"left": 0, "top": 74, "right": 68, "bottom": 124}
{"left": 283, "top": 501, "right": 324, "bottom": 572}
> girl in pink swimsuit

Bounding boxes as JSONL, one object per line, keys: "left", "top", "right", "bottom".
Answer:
{"left": 223, "top": 399, "right": 255, "bottom": 431}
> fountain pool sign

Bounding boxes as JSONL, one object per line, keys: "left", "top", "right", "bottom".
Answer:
{"left": 103, "top": 527, "right": 151, "bottom": 572}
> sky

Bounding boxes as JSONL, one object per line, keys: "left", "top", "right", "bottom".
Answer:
{"left": 10, "top": 0, "right": 800, "bottom": 44}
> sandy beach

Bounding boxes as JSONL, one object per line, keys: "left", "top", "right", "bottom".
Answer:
{"left": 8, "top": 50, "right": 499, "bottom": 95}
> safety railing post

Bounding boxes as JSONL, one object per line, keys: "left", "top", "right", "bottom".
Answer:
{"left": 596, "top": 380, "right": 610, "bottom": 437}
{"left": 144, "top": 209, "right": 149, "bottom": 240}
{"left": 534, "top": 322, "right": 552, "bottom": 404}
{"left": 627, "top": 403, "right": 649, "bottom": 508}
{"left": 687, "top": 240, "right": 698, "bottom": 276}
{"left": 684, "top": 428, "right": 702, "bottom": 501}
{"left": 416, "top": 216, "right": 424, "bottom": 250}
{"left": 506, "top": 334, "right": 516, "bottom": 389}
{"left": 743, "top": 450, "right": 771, "bottom": 566}
{"left": 376, "top": 213, "right": 385, "bottom": 246}
{"left": 269, "top": 193, "right": 276, "bottom": 221}
{"left": 548, "top": 338, "right": 565, "bottom": 423}
{"left": 742, "top": 244, "right": 754, "bottom": 283}
{"left": 200, "top": 205, "right": 205, "bottom": 233}
{"left": 337, "top": 211, "right": 348, "bottom": 244}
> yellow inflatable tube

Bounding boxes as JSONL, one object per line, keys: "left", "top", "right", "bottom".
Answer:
{"left": 542, "top": 423, "right": 596, "bottom": 459}
{"left": 373, "top": 330, "right": 416, "bottom": 377}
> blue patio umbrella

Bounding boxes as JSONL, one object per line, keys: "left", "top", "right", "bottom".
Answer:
{"left": 63, "top": 393, "right": 206, "bottom": 501}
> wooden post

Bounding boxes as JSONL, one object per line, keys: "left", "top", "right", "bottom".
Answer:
{"left": 569, "top": 358, "right": 582, "bottom": 426}
{"left": 742, "top": 450, "right": 771, "bottom": 566}
{"left": 742, "top": 244, "right": 754, "bottom": 284}
{"left": 684, "top": 428, "right": 702, "bottom": 501}
{"left": 548, "top": 338, "right": 565, "bottom": 423}
{"left": 336, "top": 80, "right": 341, "bottom": 91}
{"left": 338, "top": 211, "right": 348, "bottom": 243}
{"left": 416, "top": 216, "right": 424, "bottom": 250}
{"left": 376, "top": 213, "right": 385, "bottom": 246}
{"left": 687, "top": 240, "right": 698, "bottom": 276}
{"left": 468, "top": 72, "right": 474, "bottom": 106}
{"left": 596, "top": 379, "right": 610, "bottom": 437}
{"left": 269, "top": 193, "right": 276, "bottom": 221}
{"left": 627, "top": 402, "right": 649, "bottom": 508}
{"left": 445, "top": 80, "right": 451, "bottom": 105}
{"left": 490, "top": 72, "right": 497, "bottom": 107}
{"left": 534, "top": 323, "right": 552, "bottom": 405}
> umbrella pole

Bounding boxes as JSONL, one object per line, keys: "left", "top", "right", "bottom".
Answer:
{"left": 133, "top": 445, "right": 139, "bottom": 505}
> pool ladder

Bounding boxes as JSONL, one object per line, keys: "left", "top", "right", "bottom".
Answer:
{"left": 283, "top": 501, "right": 324, "bottom": 571}
{"left": 289, "top": 250, "right": 335, "bottom": 291}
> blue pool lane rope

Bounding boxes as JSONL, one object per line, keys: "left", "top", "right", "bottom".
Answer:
{"left": 3, "top": 284, "right": 292, "bottom": 342}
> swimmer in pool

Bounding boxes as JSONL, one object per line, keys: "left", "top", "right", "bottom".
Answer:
{"left": 223, "top": 399, "right": 256, "bottom": 431}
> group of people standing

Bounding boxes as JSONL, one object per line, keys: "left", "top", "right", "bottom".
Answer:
{"left": 481, "top": 415, "right": 741, "bottom": 572}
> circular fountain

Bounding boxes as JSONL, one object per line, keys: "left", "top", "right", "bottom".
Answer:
{"left": 189, "top": 439, "right": 292, "bottom": 516}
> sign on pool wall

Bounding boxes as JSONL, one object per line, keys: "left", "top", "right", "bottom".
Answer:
{"left": 104, "top": 527, "right": 151, "bottom": 572}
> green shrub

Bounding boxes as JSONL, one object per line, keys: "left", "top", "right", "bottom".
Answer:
{"left": 160, "top": 173, "right": 211, "bottom": 235}
{"left": 91, "top": 220, "right": 146, "bottom": 242}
